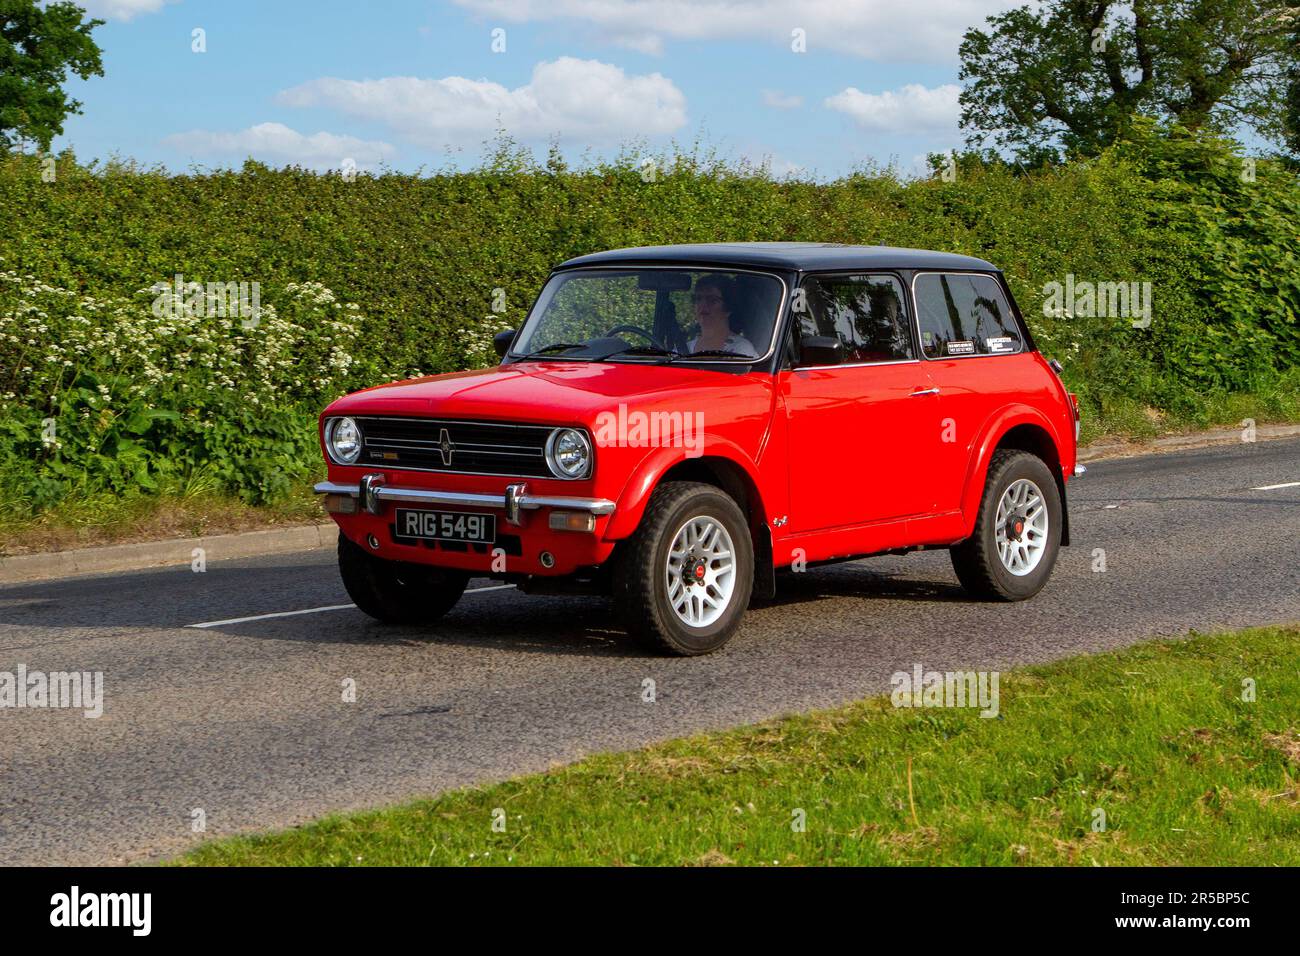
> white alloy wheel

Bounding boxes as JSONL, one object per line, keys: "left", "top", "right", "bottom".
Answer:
{"left": 664, "top": 515, "right": 736, "bottom": 627}
{"left": 994, "top": 478, "right": 1049, "bottom": 576}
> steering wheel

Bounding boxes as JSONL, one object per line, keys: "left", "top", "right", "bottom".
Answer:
{"left": 604, "top": 324, "right": 670, "bottom": 351}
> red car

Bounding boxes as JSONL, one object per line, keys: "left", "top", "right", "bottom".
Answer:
{"left": 316, "top": 243, "right": 1081, "bottom": 655}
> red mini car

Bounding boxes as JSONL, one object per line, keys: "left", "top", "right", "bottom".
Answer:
{"left": 316, "top": 243, "right": 1081, "bottom": 655}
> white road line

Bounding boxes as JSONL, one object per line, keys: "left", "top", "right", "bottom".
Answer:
{"left": 185, "top": 584, "right": 515, "bottom": 629}
{"left": 1251, "top": 481, "right": 1300, "bottom": 491}
{"left": 187, "top": 603, "right": 357, "bottom": 629}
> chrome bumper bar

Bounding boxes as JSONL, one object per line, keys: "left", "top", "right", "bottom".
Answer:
{"left": 314, "top": 474, "right": 615, "bottom": 526}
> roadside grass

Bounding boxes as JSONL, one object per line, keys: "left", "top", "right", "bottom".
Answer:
{"left": 0, "top": 483, "right": 323, "bottom": 557}
{"left": 177, "top": 625, "right": 1300, "bottom": 866}
{"left": 1076, "top": 389, "right": 1300, "bottom": 446}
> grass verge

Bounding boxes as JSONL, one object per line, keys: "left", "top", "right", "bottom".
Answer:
{"left": 176, "top": 625, "right": 1300, "bottom": 866}
{"left": 1076, "top": 390, "right": 1300, "bottom": 446}
{"left": 0, "top": 483, "right": 323, "bottom": 557}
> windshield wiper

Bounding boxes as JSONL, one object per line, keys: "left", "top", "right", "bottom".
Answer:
{"left": 682, "top": 349, "right": 752, "bottom": 359}
{"left": 604, "top": 344, "right": 680, "bottom": 361}
{"left": 514, "top": 342, "right": 588, "bottom": 360}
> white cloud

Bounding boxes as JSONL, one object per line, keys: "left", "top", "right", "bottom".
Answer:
{"left": 82, "top": 0, "right": 177, "bottom": 21}
{"left": 162, "top": 122, "right": 395, "bottom": 169}
{"left": 277, "top": 57, "right": 687, "bottom": 147}
{"left": 609, "top": 33, "right": 664, "bottom": 55}
{"left": 761, "top": 90, "right": 803, "bottom": 110}
{"left": 451, "top": 0, "right": 1023, "bottom": 63}
{"left": 825, "top": 83, "right": 961, "bottom": 133}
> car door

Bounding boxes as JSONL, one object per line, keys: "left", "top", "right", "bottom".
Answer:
{"left": 778, "top": 272, "right": 944, "bottom": 534}
{"left": 911, "top": 271, "right": 1030, "bottom": 514}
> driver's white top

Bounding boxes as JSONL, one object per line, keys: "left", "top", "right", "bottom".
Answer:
{"left": 687, "top": 331, "right": 759, "bottom": 357}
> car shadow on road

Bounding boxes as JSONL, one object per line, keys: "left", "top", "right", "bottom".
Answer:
{"left": 189, "top": 592, "right": 661, "bottom": 658}
{"left": 185, "top": 564, "right": 974, "bottom": 655}
{"left": 762, "top": 561, "right": 972, "bottom": 609}
{"left": 2, "top": 556, "right": 973, "bottom": 657}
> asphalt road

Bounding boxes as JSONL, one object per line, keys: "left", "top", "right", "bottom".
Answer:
{"left": 2, "top": 438, "right": 1298, "bottom": 866}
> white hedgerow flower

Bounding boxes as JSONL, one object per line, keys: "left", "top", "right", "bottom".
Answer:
{"left": 4, "top": 262, "right": 377, "bottom": 428}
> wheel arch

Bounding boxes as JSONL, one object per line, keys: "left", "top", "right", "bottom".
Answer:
{"left": 962, "top": 409, "right": 1071, "bottom": 546}
{"left": 604, "top": 446, "right": 776, "bottom": 599}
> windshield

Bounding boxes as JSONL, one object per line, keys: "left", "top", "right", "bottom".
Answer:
{"left": 511, "top": 268, "right": 785, "bottom": 362}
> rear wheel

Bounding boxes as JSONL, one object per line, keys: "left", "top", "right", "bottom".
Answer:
{"left": 612, "top": 481, "right": 754, "bottom": 656}
{"left": 338, "top": 532, "right": 469, "bottom": 625}
{"left": 950, "top": 449, "right": 1062, "bottom": 601}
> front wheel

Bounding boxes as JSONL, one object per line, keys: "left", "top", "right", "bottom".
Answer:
{"left": 612, "top": 481, "right": 754, "bottom": 656}
{"left": 950, "top": 449, "right": 1062, "bottom": 601}
{"left": 338, "top": 532, "right": 469, "bottom": 625}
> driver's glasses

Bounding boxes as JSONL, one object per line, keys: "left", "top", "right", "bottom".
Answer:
{"left": 692, "top": 292, "right": 723, "bottom": 306}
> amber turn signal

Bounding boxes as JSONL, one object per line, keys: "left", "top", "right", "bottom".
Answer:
{"left": 323, "top": 493, "right": 357, "bottom": 515}
{"left": 548, "top": 510, "right": 596, "bottom": 532}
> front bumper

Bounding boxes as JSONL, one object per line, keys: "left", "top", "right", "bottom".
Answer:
{"left": 314, "top": 475, "right": 615, "bottom": 524}
{"left": 314, "top": 474, "right": 618, "bottom": 575}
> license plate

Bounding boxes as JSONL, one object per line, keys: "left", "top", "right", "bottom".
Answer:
{"left": 395, "top": 509, "right": 496, "bottom": 543}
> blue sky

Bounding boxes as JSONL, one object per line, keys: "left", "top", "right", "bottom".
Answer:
{"left": 57, "top": 0, "right": 1028, "bottom": 179}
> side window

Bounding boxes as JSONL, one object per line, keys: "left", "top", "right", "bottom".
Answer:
{"left": 914, "top": 273, "right": 1023, "bottom": 358}
{"left": 794, "top": 274, "right": 914, "bottom": 365}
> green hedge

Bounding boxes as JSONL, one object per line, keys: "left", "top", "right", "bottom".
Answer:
{"left": 1, "top": 123, "right": 1296, "bottom": 513}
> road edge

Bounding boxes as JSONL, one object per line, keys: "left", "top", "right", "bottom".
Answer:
{"left": 1076, "top": 422, "right": 1300, "bottom": 462}
{"left": 4, "top": 423, "right": 1297, "bottom": 585}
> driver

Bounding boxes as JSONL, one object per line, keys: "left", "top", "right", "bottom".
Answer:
{"left": 688, "top": 275, "right": 758, "bottom": 357}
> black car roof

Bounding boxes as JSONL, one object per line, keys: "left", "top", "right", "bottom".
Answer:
{"left": 556, "top": 242, "right": 999, "bottom": 273}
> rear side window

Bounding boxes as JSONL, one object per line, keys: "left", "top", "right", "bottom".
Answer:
{"left": 794, "top": 274, "right": 914, "bottom": 364}
{"left": 914, "top": 273, "right": 1023, "bottom": 358}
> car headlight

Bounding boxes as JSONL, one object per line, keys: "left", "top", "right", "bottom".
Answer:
{"left": 327, "top": 417, "right": 362, "bottom": 464}
{"left": 545, "top": 427, "right": 592, "bottom": 479}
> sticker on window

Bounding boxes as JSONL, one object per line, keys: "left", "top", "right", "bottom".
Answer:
{"left": 946, "top": 340, "right": 975, "bottom": 355}
{"left": 986, "top": 336, "right": 1017, "bottom": 353}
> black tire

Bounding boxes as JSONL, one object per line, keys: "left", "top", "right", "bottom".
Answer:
{"left": 950, "top": 449, "right": 1062, "bottom": 601}
{"left": 338, "top": 532, "right": 469, "bottom": 625}
{"left": 612, "top": 481, "right": 754, "bottom": 656}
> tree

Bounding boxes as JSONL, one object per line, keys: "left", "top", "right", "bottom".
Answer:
{"left": 1285, "top": 17, "right": 1300, "bottom": 154}
{"left": 0, "top": 0, "right": 104, "bottom": 152}
{"left": 959, "top": 1, "right": 1300, "bottom": 161}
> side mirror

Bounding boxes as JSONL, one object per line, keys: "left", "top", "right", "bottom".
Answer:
{"left": 798, "top": 335, "right": 844, "bottom": 367}
{"left": 493, "top": 329, "right": 517, "bottom": 359}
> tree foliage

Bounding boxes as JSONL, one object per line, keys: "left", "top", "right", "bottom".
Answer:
{"left": 959, "top": 0, "right": 1300, "bottom": 160}
{"left": 0, "top": 0, "right": 103, "bottom": 152}
{"left": 1285, "top": 17, "right": 1300, "bottom": 154}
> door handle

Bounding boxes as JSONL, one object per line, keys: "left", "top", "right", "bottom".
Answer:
{"left": 910, "top": 387, "right": 940, "bottom": 397}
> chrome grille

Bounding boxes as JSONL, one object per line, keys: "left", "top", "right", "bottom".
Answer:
{"left": 355, "top": 417, "right": 554, "bottom": 478}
